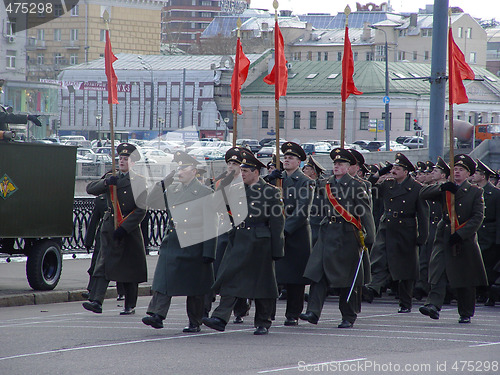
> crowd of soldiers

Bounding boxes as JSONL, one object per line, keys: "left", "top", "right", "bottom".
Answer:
{"left": 82, "top": 141, "right": 500, "bottom": 335}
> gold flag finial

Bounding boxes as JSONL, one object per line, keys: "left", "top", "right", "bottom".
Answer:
{"left": 273, "top": 0, "right": 279, "bottom": 20}
{"left": 344, "top": 5, "right": 351, "bottom": 26}
{"left": 237, "top": 17, "right": 242, "bottom": 38}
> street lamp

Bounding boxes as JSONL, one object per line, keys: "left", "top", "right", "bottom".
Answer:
{"left": 138, "top": 56, "right": 154, "bottom": 131}
{"left": 223, "top": 117, "right": 230, "bottom": 142}
{"left": 95, "top": 114, "right": 102, "bottom": 141}
{"left": 158, "top": 117, "right": 165, "bottom": 149}
{"left": 370, "top": 25, "right": 390, "bottom": 151}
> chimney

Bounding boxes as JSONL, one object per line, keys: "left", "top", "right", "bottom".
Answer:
{"left": 410, "top": 13, "right": 417, "bottom": 27}
{"left": 362, "top": 22, "right": 371, "bottom": 42}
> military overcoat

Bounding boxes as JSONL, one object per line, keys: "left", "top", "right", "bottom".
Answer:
{"left": 420, "top": 180, "right": 487, "bottom": 288}
{"left": 304, "top": 174, "right": 375, "bottom": 287}
{"left": 213, "top": 178, "right": 285, "bottom": 298}
{"left": 275, "top": 168, "right": 314, "bottom": 284}
{"left": 86, "top": 171, "right": 148, "bottom": 283}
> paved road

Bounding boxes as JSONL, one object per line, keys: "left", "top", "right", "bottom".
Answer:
{"left": 1, "top": 255, "right": 499, "bottom": 374}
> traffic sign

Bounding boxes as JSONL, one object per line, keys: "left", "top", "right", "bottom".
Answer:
{"left": 383, "top": 96, "right": 390, "bottom": 104}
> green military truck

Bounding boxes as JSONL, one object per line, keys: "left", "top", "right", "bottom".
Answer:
{"left": 1, "top": 138, "right": 77, "bottom": 290}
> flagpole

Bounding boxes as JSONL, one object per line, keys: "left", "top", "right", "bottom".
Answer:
{"left": 232, "top": 18, "right": 242, "bottom": 147}
{"left": 273, "top": 0, "right": 281, "bottom": 187}
{"left": 104, "top": 11, "right": 118, "bottom": 229}
{"left": 447, "top": 10, "right": 457, "bottom": 254}
{"left": 340, "top": 5, "right": 351, "bottom": 149}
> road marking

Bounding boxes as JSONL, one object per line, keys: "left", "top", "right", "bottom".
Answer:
{"left": 0, "top": 328, "right": 254, "bottom": 362}
{"left": 257, "top": 358, "right": 367, "bottom": 373}
{"left": 469, "top": 341, "right": 500, "bottom": 348}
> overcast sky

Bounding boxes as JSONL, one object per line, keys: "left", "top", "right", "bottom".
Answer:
{"left": 248, "top": 0, "right": 500, "bottom": 22}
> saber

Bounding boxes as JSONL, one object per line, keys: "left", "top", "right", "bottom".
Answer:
{"left": 347, "top": 250, "right": 364, "bottom": 302}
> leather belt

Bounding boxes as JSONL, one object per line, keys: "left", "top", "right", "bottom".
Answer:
{"left": 385, "top": 211, "right": 415, "bottom": 219}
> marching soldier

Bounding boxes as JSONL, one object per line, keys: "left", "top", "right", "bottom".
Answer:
{"left": 363, "top": 153, "right": 429, "bottom": 313}
{"left": 300, "top": 148, "right": 375, "bottom": 328}
{"left": 275, "top": 142, "right": 314, "bottom": 326}
{"left": 203, "top": 151, "right": 285, "bottom": 335}
{"left": 84, "top": 143, "right": 148, "bottom": 315}
{"left": 414, "top": 157, "right": 449, "bottom": 300}
{"left": 142, "top": 151, "right": 216, "bottom": 332}
{"left": 471, "top": 159, "right": 500, "bottom": 306}
{"left": 302, "top": 155, "right": 326, "bottom": 246}
{"left": 419, "top": 154, "right": 487, "bottom": 323}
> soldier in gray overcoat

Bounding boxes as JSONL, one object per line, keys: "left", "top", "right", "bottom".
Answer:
{"left": 470, "top": 159, "right": 500, "bottom": 306}
{"left": 203, "top": 151, "right": 285, "bottom": 335}
{"left": 363, "top": 153, "right": 429, "bottom": 313}
{"left": 302, "top": 155, "right": 326, "bottom": 247}
{"left": 419, "top": 154, "right": 487, "bottom": 323}
{"left": 275, "top": 142, "right": 314, "bottom": 326}
{"left": 301, "top": 148, "right": 375, "bottom": 328}
{"left": 83, "top": 143, "right": 148, "bottom": 315}
{"left": 142, "top": 151, "right": 216, "bottom": 333}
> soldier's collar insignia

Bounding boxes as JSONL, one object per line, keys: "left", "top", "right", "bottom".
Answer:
{"left": 1, "top": 174, "right": 18, "bottom": 200}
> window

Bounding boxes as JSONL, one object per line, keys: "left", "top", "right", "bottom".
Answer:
{"left": 317, "top": 52, "right": 322, "bottom": 61}
{"left": 469, "top": 52, "right": 477, "bottom": 64}
{"left": 307, "top": 51, "right": 312, "bottom": 61}
{"left": 399, "top": 29, "right": 407, "bottom": 37}
{"left": 424, "top": 51, "right": 430, "bottom": 60}
{"left": 412, "top": 51, "right": 417, "bottom": 61}
{"left": 366, "top": 52, "right": 373, "bottom": 61}
{"left": 353, "top": 52, "right": 358, "bottom": 61}
{"left": 376, "top": 45, "right": 385, "bottom": 59}
{"left": 70, "top": 29, "right": 78, "bottom": 41}
{"left": 54, "top": 29, "right": 61, "bottom": 41}
{"left": 422, "top": 29, "right": 432, "bottom": 37}
{"left": 293, "top": 111, "right": 300, "bottom": 129}
{"left": 326, "top": 111, "right": 334, "bottom": 129}
{"left": 337, "top": 51, "right": 342, "bottom": 61}
{"left": 54, "top": 4, "right": 63, "bottom": 16}
{"left": 200, "top": 12, "right": 211, "bottom": 17}
{"left": 324, "top": 52, "right": 328, "bottom": 61}
{"left": 279, "top": 111, "right": 285, "bottom": 129}
{"left": 37, "top": 29, "right": 45, "bottom": 40}
{"left": 405, "top": 113, "right": 411, "bottom": 131}
{"left": 6, "top": 50, "right": 16, "bottom": 69}
{"left": 309, "top": 111, "right": 317, "bottom": 129}
{"left": 397, "top": 51, "right": 406, "bottom": 61}
{"left": 54, "top": 52, "right": 63, "bottom": 65}
{"left": 37, "top": 53, "right": 44, "bottom": 65}
{"left": 261, "top": 111, "right": 269, "bottom": 128}
{"left": 360, "top": 112, "right": 369, "bottom": 130}
{"left": 292, "top": 52, "right": 301, "bottom": 61}
{"left": 70, "top": 54, "right": 78, "bottom": 65}
{"left": 6, "top": 21, "right": 15, "bottom": 35}
{"left": 71, "top": 5, "right": 79, "bottom": 16}
{"left": 458, "top": 27, "right": 463, "bottom": 38}
{"left": 466, "top": 28, "right": 472, "bottom": 39}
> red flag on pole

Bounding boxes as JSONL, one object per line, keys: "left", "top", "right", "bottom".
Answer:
{"left": 448, "top": 28, "right": 474, "bottom": 105}
{"left": 231, "top": 38, "right": 250, "bottom": 115}
{"left": 264, "top": 20, "right": 287, "bottom": 100}
{"left": 105, "top": 30, "right": 119, "bottom": 105}
{"left": 341, "top": 26, "right": 362, "bottom": 101}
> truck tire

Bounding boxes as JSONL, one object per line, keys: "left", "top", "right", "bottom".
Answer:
{"left": 26, "top": 240, "right": 63, "bottom": 290}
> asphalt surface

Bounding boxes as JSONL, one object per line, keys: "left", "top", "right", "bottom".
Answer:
{"left": 1, "top": 254, "right": 499, "bottom": 374}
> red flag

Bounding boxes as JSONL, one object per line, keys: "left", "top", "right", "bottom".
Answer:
{"left": 448, "top": 28, "right": 474, "bottom": 105}
{"left": 105, "top": 30, "right": 119, "bottom": 104}
{"left": 231, "top": 38, "right": 250, "bottom": 115}
{"left": 341, "top": 26, "right": 362, "bottom": 101}
{"left": 264, "top": 20, "right": 287, "bottom": 100}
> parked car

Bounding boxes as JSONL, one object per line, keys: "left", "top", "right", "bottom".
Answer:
{"left": 236, "top": 138, "right": 261, "bottom": 153}
{"left": 142, "top": 149, "right": 174, "bottom": 164}
{"left": 365, "top": 141, "right": 409, "bottom": 152}
{"left": 301, "top": 142, "right": 332, "bottom": 155}
{"left": 352, "top": 140, "right": 371, "bottom": 149}
{"left": 76, "top": 148, "right": 95, "bottom": 158}
{"left": 403, "top": 137, "right": 424, "bottom": 149}
{"left": 395, "top": 136, "right": 411, "bottom": 144}
{"left": 319, "top": 139, "right": 341, "bottom": 147}
{"left": 256, "top": 147, "right": 275, "bottom": 158}
{"left": 346, "top": 144, "right": 370, "bottom": 153}
{"left": 259, "top": 138, "right": 287, "bottom": 147}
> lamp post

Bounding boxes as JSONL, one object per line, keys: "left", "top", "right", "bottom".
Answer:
{"left": 95, "top": 114, "right": 102, "bottom": 141}
{"left": 138, "top": 56, "right": 154, "bottom": 131}
{"left": 223, "top": 117, "right": 230, "bottom": 142}
{"left": 370, "top": 25, "right": 390, "bottom": 151}
{"left": 158, "top": 117, "right": 164, "bottom": 149}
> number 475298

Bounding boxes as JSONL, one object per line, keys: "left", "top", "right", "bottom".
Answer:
{"left": 5, "top": 2, "right": 53, "bottom": 14}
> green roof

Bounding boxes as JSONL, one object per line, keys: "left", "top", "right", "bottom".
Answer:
{"left": 242, "top": 60, "right": 500, "bottom": 97}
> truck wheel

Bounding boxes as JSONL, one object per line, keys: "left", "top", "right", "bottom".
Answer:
{"left": 26, "top": 240, "right": 63, "bottom": 290}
